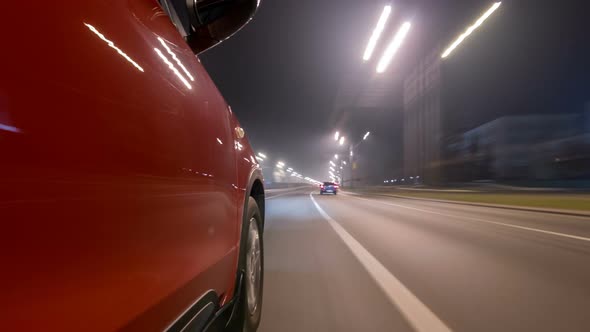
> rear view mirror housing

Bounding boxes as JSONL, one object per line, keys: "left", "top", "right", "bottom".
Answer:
{"left": 161, "top": 0, "right": 260, "bottom": 54}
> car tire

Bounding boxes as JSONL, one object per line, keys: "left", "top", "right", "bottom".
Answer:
{"left": 232, "top": 197, "right": 264, "bottom": 332}
{"left": 320, "top": 192, "right": 323, "bottom": 195}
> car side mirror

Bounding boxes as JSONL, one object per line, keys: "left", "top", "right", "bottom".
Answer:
{"left": 160, "top": 0, "right": 260, "bottom": 54}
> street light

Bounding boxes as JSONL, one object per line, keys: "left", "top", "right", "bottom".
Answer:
{"left": 376, "top": 22, "right": 412, "bottom": 73}
{"left": 339, "top": 137, "right": 345, "bottom": 146}
{"left": 330, "top": 161, "right": 336, "bottom": 166}
{"left": 257, "top": 152, "right": 267, "bottom": 159}
{"left": 363, "top": 131, "right": 371, "bottom": 140}
{"left": 441, "top": 2, "right": 502, "bottom": 58}
{"left": 363, "top": 5, "right": 392, "bottom": 61}
{"left": 334, "top": 154, "right": 339, "bottom": 160}
{"left": 334, "top": 131, "right": 340, "bottom": 141}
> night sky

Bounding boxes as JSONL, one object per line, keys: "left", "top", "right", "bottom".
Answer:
{"left": 201, "top": 0, "right": 590, "bottom": 180}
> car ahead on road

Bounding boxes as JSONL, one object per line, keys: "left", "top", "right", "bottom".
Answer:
{"left": 320, "top": 182, "right": 339, "bottom": 195}
{"left": 0, "top": 1, "right": 265, "bottom": 331}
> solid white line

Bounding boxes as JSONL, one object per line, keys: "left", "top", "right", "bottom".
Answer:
{"left": 309, "top": 193, "right": 452, "bottom": 332}
{"left": 345, "top": 193, "right": 590, "bottom": 243}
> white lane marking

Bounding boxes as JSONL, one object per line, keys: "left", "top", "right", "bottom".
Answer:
{"left": 310, "top": 193, "right": 452, "bottom": 332}
{"left": 344, "top": 193, "right": 590, "bottom": 243}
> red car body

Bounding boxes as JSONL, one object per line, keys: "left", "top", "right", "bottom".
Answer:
{"left": 0, "top": 1, "right": 264, "bottom": 331}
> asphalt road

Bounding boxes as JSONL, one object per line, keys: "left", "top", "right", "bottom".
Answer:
{"left": 259, "top": 187, "right": 590, "bottom": 332}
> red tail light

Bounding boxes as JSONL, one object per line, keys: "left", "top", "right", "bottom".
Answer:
{"left": 320, "top": 184, "right": 324, "bottom": 188}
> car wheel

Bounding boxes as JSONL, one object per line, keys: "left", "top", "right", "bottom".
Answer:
{"left": 320, "top": 191, "right": 323, "bottom": 195}
{"left": 233, "top": 197, "right": 263, "bottom": 332}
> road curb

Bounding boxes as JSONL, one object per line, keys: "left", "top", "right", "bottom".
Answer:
{"left": 344, "top": 191, "right": 590, "bottom": 218}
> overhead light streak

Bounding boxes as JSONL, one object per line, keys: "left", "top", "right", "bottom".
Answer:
{"left": 441, "top": 2, "right": 502, "bottom": 59}
{"left": 363, "top": 5, "right": 392, "bottom": 61}
{"left": 376, "top": 22, "right": 411, "bottom": 73}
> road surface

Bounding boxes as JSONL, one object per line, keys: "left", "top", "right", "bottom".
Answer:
{"left": 259, "top": 187, "right": 590, "bottom": 332}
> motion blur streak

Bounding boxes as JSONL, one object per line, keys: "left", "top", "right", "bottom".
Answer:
{"left": 363, "top": 5, "right": 392, "bottom": 61}
{"left": 376, "top": 22, "right": 412, "bottom": 73}
{"left": 441, "top": 2, "right": 502, "bottom": 58}
{"left": 84, "top": 23, "right": 144, "bottom": 72}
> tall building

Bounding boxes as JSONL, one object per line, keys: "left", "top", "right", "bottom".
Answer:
{"left": 402, "top": 0, "right": 590, "bottom": 184}
{"left": 403, "top": 47, "right": 443, "bottom": 183}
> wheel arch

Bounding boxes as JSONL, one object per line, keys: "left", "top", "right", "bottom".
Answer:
{"left": 243, "top": 168, "right": 265, "bottom": 230}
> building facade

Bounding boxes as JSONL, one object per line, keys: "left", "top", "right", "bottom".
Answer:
{"left": 453, "top": 112, "right": 590, "bottom": 181}
{"left": 403, "top": 47, "right": 443, "bottom": 183}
